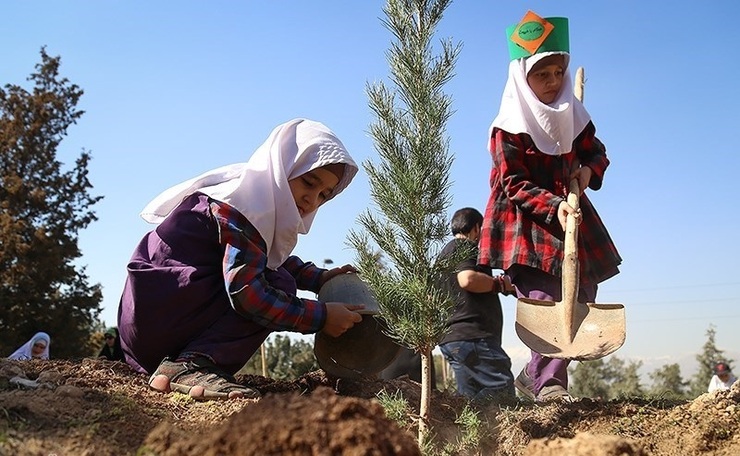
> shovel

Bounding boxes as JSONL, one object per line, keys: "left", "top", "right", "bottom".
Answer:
{"left": 515, "top": 178, "right": 626, "bottom": 360}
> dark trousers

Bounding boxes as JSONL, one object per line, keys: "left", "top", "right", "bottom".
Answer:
{"left": 440, "top": 337, "right": 514, "bottom": 401}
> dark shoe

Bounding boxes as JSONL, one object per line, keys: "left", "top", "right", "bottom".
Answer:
{"left": 514, "top": 367, "right": 536, "bottom": 401}
{"left": 148, "top": 356, "right": 260, "bottom": 400}
{"left": 536, "top": 385, "right": 574, "bottom": 403}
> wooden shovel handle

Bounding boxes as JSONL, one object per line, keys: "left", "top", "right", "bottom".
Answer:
{"left": 562, "top": 67, "right": 585, "bottom": 306}
{"left": 562, "top": 179, "right": 580, "bottom": 308}
{"left": 574, "top": 67, "right": 585, "bottom": 103}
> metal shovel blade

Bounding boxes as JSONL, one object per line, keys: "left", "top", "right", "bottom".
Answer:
{"left": 515, "top": 297, "right": 625, "bottom": 360}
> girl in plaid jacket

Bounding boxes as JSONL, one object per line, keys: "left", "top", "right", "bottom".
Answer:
{"left": 479, "top": 12, "right": 622, "bottom": 402}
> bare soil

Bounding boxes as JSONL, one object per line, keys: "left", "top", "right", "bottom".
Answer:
{"left": 1, "top": 358, "right": 740, "bottom": 455}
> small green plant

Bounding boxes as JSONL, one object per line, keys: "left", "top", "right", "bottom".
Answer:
{"left": 454, "top": 404, "right": 482, "bottom": 451}
{"left": 376, "top": 389, "right": 413, "bottom": 428}
{"left": 431, "top": 404, "right": 484, "bottom": 456}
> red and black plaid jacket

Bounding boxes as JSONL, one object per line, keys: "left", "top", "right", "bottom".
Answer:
{"left": 478, "top": 122, "right": 621, "bottom": 285}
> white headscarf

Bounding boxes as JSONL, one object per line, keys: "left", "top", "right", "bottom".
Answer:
{"left": 140, "top": 118, "right": 359, "bottom": 269}
{"left": 490, "top": 51, "right": 591, "bottom": 155}
{"left": 8, "top": 332, "right": 51, "bottom": 360}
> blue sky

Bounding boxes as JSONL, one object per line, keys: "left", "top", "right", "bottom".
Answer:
{"left": 5, "top": 1, "right": 740, "bottom": 380}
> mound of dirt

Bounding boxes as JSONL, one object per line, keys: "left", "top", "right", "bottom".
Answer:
{"left": 1, "top": 358, "right": 740, "bottom": 455}
{"left": 144, "top": 387, "right": 420, "bottom": 456}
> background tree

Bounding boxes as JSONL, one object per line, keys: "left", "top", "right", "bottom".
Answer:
{"left": 649, "top": 363, "right": 689, "bottom": 399}
{"left": 347, "top": 0, "right": 460, "bottom": 445}
{"left": 608, "top": 358, "right": 645, "bottom": 399}
{"left": 569, "top": 359, "right": 610, "bottom": 399}
{"left": 239, "top": 335, "right": 319, "bottom": 380}
{"left": 569, "top": 356, "right": 644, "bottom": 399}
{"left": 689, "top": 325, "right": 732, "bottom": 397}
{"left": 0, "top": 48, "right": 103, "bottom": 358}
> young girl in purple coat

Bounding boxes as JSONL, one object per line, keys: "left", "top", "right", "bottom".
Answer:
{"left": 118, "top": 118, "right": 364, "bottom": 400}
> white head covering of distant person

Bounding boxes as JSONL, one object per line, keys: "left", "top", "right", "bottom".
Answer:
{"left": 8, "top": 332, "right": 51, "bottom": 360}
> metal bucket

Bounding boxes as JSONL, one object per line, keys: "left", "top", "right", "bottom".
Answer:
{"left": 313, "top": 274, "right": 401, "bottom": 379}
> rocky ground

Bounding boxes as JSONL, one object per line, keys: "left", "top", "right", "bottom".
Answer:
{"left": 1, "top": 358, "right": 740, "bottom": 455}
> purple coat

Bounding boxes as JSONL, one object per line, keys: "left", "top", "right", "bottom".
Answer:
{"left": 118, "top": 193, "right": 307, "bottom": 375}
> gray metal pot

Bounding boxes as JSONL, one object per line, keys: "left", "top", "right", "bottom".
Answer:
{"left": 313, "top": 274, "right": 401, "bottom": 379}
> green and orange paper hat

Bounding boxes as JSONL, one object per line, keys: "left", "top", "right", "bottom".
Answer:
{"left": 506, "top": 11, "right": 569, "bottom": 60}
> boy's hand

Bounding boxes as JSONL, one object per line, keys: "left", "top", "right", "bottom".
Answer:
{"left": 319, "top": 264, "right": 358, "bottom": 287}
{"left": 500, "top": 275, "right": 516, "bottom": 296}
{"left": 322, "top": 302, "right": 364, "bottom": 337}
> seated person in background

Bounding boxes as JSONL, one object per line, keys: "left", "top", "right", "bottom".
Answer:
{"left": 8, "top": 332, "right": 51, "bottom": 360}
{"left": 708, "top": 362, "right": 737, "bottom": 392}
{"left": 98, "top": 327, "right": 125, "bottom": 361}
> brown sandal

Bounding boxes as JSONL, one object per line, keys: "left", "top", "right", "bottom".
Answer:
{"left": 149, "top": 356, "right": 260, "bottom": 400}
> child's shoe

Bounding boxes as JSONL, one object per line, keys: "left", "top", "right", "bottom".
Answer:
{"left": 536, "top": 385, "right": 574, "bottom": 403}
{"left": 514, "top": 366, "right": 536, "bottom": 401}
{"left": 148, "top": 356, "right": 260, "bottom": 400}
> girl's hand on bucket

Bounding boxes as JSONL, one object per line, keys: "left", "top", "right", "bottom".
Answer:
{"left": 322, "top": 302, "right": 364, "bottom": 337}
{"left": 319, "top": 264, "right": 358, "bottom": 287}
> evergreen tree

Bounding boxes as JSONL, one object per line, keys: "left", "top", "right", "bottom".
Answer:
{"left": 689, "top": 325, "right": 732, "bottom": 397}
{"left": 0, "top": 48, "right": 103, "bottom": 358}
{"left": 649, "top": 363, "right": 689, "bottom": 399}
{"left": 348, "top": 0, "right": 460, "bottom": 445}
